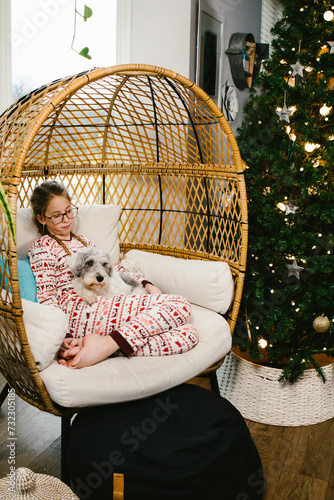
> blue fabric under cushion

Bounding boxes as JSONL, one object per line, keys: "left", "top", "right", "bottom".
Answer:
{"left": 0, "top": 256, "right": 37, "bottom": 302}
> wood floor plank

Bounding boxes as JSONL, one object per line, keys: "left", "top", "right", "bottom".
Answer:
{"left": 325, "top": 450, "right": 334, "bottom": 500}
{"left": 274, "top": 472, "right": 327, "bottom": 500}
{"left": 28, "top": 436, "right": 61, "bottom": 477}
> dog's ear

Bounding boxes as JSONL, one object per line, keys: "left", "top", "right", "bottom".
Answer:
{"left": 67, "top": 253, "right": 85, "bottom": 277}
{"left": 101, "top": 253, "right": 113, "bottom": 276}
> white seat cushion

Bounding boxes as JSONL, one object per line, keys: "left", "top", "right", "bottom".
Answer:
{"left": 39, "top": 305, "right": 231, "bottom": 408}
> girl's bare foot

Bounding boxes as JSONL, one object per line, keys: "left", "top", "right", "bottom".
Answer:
{"left": 59, "top": 334, "right": 119, "bottom": 369}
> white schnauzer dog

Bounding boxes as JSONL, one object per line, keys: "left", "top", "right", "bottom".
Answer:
{"left": 67, "top": 247, "right": 146, "bottom": 304}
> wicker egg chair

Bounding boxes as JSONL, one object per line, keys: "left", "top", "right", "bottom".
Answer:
{"left": 0, "top": 64, "right": 248, "bottom": 419}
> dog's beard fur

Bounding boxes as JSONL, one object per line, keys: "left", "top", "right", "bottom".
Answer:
{"left": 67, "top": 247, "right": 146, "bottom": 304}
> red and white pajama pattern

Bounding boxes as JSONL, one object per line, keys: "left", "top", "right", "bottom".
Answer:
{"left": 69, "top": 293, "right": 198, "bottom": 356}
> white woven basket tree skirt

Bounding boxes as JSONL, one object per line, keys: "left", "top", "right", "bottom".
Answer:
{"left": 217, "top": 351, "right": 334, "bottom": 426}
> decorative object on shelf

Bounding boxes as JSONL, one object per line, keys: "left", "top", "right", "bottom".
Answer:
{"left": 225, "top": 33, "right": 269, "bottom": 90}
{"left": 217, "top": 349, "right": 334, "bottom": 426}
{"left": 0, "top": 467, "right": 79, "bottom": 499}
{"left": 222, "top": 80, "right": 239, "bottom": 121}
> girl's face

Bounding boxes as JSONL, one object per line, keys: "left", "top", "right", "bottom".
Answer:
{"left": 37, "top": 195, "right": 74, "bottom": 240}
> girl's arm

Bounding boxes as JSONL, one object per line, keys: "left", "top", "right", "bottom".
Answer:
{"left": 28, "top": 239, "right": 59, "bottom": 308}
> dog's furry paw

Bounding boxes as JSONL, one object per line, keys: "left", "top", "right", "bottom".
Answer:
{"left": 79, "top": 288, "right": 98, "bottom": 305}
{"left": 120, "top": 259, "right": 143, "bottom": 277}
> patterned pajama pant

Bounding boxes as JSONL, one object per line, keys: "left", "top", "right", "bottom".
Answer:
{"left": 66, "top": 294, "right": 199, "bottom": 356}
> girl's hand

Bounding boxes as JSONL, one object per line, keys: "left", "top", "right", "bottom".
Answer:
{"left": 144, "top": 283, "right": 162, "bottom": 294}
{"left": 58, "top": 337, "right": 83, "bottom": 360}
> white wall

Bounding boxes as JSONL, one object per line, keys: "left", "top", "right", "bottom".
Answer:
{"left": 116, "top": 0, "right": 197, "bottom": 81}
{"left": 116, "top": 0, "right": 263, "bottom": 134}
{"left": 0, "top": 0, "right": 12, "bottom": 113}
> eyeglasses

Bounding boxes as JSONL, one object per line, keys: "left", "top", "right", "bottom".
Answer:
{"left": 44, "top": 206, "right": 78, "bottom": 225}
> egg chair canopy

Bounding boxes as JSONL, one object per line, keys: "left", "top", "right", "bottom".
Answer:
{"left": 1, "top": 63, "right": 247, "bottom": 256}
{"left": 0, "top": 64, "right": 247, "bottom": 412}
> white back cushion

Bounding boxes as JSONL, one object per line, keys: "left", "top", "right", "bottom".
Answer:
{"left": 123, "top": 250, "right": 234, "bottom": 314}
{"left": 17, "top": 205, "right": 121, "bottom": 262}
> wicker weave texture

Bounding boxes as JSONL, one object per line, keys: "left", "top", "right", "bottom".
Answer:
{"left": 218, "top": 352, "right": 334, "bottom": 426}
{"left": 0, "top": 64, "right": 248, "bottom": 415}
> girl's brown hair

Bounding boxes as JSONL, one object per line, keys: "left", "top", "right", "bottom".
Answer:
{"left": 30, "top": 180, "right": 71, "bottom": 235}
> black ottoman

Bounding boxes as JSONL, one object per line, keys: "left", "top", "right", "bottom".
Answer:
{"left": 68, "top": 383, "right": 264, "bottom": 500}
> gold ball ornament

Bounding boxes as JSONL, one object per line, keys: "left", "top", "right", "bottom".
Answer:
{"left": 313, "top": 316, "right": 330, "bottom": 333}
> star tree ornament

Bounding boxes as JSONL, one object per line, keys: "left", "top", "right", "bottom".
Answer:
{"left": 277, "top": 105, "right": 294, "bottom": 123}
{"left": 284, "top": 201, "right": 299, "bottom": 215}
{"left": 277, "top": 92, "right": 295, "bottom": 123}
{"left": 327, "top": 41, "right": 334, "bottom": 54}
{"left": 290, "top": 60, "right": 304, "bottom": 78}
{"left": 286, "top": 259, "right": 304, "bottom": 279}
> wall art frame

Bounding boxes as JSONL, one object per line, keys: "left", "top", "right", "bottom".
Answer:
{"left": 196, "top": 0, "right": 224, "bottom": 107}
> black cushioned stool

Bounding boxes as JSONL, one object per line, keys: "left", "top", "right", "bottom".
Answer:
{"left": 68, "top": 384, "right": 264, "bottom": 500}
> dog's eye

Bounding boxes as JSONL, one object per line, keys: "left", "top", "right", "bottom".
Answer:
{"left": 87, "top": 260, "right": 93, "bottom": 267}
{"left": 102, "top": 261, "right": 109, "bottom": 268}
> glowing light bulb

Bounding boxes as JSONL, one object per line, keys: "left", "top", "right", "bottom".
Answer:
{"left": 324, "top": 10, "right": 334, "bottom": 21}
{"left": 258, "top": 339, "right": 267, "bottom": 348}
{"left": 320, "top": 104, "right": 332, "bottom": 116}
{"left": 277, "top": 202, "right": 286, "bottom": 211}
{"left": 305, "top": 143, "right": 320, "bottom": 152}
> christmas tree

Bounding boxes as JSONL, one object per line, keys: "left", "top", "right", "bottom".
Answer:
{"left": 235, "top": 0, "right": 334, "bottom": 383}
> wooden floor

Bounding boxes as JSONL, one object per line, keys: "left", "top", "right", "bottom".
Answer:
{"left": 0, "top": 374, "right": 333, "bottom": 499}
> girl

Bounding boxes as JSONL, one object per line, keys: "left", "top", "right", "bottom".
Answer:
{"left": 28, "top": 180, "right": 198, "bottom": 369}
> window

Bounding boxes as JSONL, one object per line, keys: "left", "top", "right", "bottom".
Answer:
{"left": 11, "top": 0, "right": 116, "bottom": 100}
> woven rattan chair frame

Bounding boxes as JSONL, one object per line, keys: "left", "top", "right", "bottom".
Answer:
{"left": 0, "top": 64, "right": 248, "bottom": 416}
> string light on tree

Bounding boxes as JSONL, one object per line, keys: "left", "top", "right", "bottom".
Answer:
{"left": 324, "top": 10, "right": 334, "bottom": 21}
{"left": 320, "top": 104, "right": 332, "bottom": 116}
{"left": 304, "top": 142, "right": 320, "bottom": 152}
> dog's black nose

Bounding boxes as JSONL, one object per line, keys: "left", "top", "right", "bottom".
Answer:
{"left": 96, "top": 275, "right": 104, "bottom": 283}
